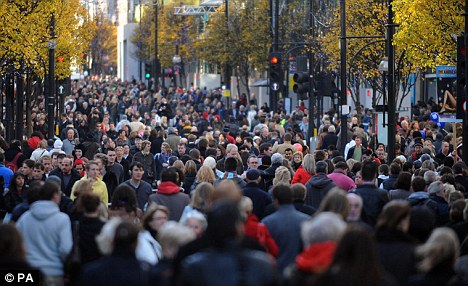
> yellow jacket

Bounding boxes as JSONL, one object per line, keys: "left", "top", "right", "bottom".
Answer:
{"left": 71, "top": 177, "right": 109, "bottom": 207}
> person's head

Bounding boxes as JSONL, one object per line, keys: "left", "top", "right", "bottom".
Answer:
{"left": 273, "top": 166, "right": 291, "bottom": 186}
{"left": 301, "top": 212, "right": 346, "bottom": 247}
{"left": 414, "top": 142, "right": 423, "bottom": 154}
{"left": 67, "top": 129, "right": 75, "bottom": 140}
{"left": 32, "top": 162, "right": 45, "bottom": 180}
{"left": 411, "top": 176, "right": 426, "bottom": 192}
{"left": 247, "top": 155, "right": 259, "bottom": 170}
{"left": 377, "top": 200, "right": 411, "bottom": 233}
{"left": 293, "top": 152, "right": 303, "bottom": 165}
{"left": 85, "top": 160, "right": 100, "bottom": 180}
{"left": 291, "top": 183, "right": 307, "bottom": 203}
{"left": 272, "top": 184, "right": 293, "bottom": 205}
{"left": 389, "top": 163, "right": 401, "bottom": 176}
{"left": 39, "top": 155, "right": 52, "bottom": 173}
{"left": 259, "top": 143, "right": 272, "bottom": 156}
{"left": 302, "top": 154, "right": 316, "bottom": 175}
{"left": 158, "top": 221, "right": 196, "bottom": 258}
{"left": 129, "top": 162, "right": 144, "bottom": 181}
{"left": 315, "top": 160, "right": 328, "bottom": 174}
{"left": 177, "top": 143, "right": 186, "bottom": 155}
{"left": 354, "top": 136, "right": 362, "bottom": 146}
{"left": 191, "top": 182, "right": 215, "bottom": 212}
{"left": 196, "top": 166, "right": 216, "bottom": 185}
{"left": 205, "top": 200, "right": 244, "bottom": 248}
{"left": 223, "top": 144, "right": 236, "bottom": 158}
{"left": 394, "top": 171, "right": 412, "bottom": 191}
{"left": 60, "top": 157, "right": 73, "bottom": 175}
{"left": 427, "top": 181, "right": 445, "bottom": 198}
{"left": 77, "top": 192, "right": 101, "bottom": 215}
{"left": 180, "top": 210, "right": 208, "bottom": 238}
{"left": 317, "top": 188, "right": 349, "bottom": 219}
{"left": 38, "top": 181, "right": 62, "bottom": 204}
{"left": 109, "top": 184, "right": 138, "bottom": 219}
{"left": 0, "top": 224, "right": 27, "bottom": 262}
{"left": 161, "top": 168, "right": 179, "bottom": 184}
{"left": 416, "top": 227, "right": 459, "bottom": 273}
{"left": 212, "top": 180, "right": 242, "bottom": 203}
{"left": 360, "top": 159, "right": 378, "bottom": 182}
{"left": 224, "top": 157, "right": 238, "bottom": 173}
{"left": 346, "top": 193, "right": 363, "bottom": 222}
{"left": 284, "top": 148, "right": 294, "bottom": 161}
{"left": 449, "top": 199, "right": 466, "bottom": 223}
{"left": 22, "top": 159, "right": 35, "bottom": 176}
{"left": 142, "top": 203, "right": 170, "bottom": 233}
{"left": 271, "top": 153, "right": 284, "bottom": 165}
{"left": 112, "top": 221, "right": 140, "bottom": 253}
{"left": 10, "top": 172, "right": 26, "bottom": 191}
{"left": 106, "top": 148, "right": 116, "bottom": 165}
{"left": 245, "top": 169, "right": 261, "bottom": 184}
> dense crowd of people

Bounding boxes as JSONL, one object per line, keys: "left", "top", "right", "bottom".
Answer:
{"left": 0, "top": 76, "right": 467, "bottom": 286}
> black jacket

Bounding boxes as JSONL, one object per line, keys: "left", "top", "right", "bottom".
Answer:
{"left": 49, "top": 168, "right": 82, "bottom": 197}
{"left": 351, "top": 184, "right": 389, "bottom": 226}
{"left": 305, "top": 173, "right": 336, "bottom": 209}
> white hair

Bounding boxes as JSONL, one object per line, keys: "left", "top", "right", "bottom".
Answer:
{"left": 180, "top": 210, "right": 208, "bottom": 231}
{"left": 301, "top": 212, "right": 346, "bottom": 246}
{"left": 271, "top": 153, "right": 284, "bottom": 165}
{"left": 96, "top": 218, "right": 122, "bottom": 255}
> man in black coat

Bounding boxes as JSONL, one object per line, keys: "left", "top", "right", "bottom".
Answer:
{"left": 242, "top": 169, "right": 272, "bottom": 220}
{"left": 49, "top": 157, "right": 82, "bottom": 197}
{"left": 305, "top": 161, "right": 336, "bottom": 209}
{"left": 346, "top": 136, "right": 366, "bottom": 161}
{"left": 350, "top": 159, "right": 389, "bottom": 226}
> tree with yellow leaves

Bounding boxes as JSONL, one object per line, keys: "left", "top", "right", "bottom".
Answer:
{"left": 0, "top": 0, "right": 94, "bottom": 79}
{"left": 319, "top": 0, "right": 418, "bottom": 110}
{"left": 393, "top": 0, "right": 463, "bottom": 70}
{"left": 194, "top": 0, "right": 271, "bottom": 99}
{"left": 90, "top": 13, "right": 118, "bottom": 76}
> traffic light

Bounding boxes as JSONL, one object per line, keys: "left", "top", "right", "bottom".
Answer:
{"left": 269, "top": 52, "right": 283, "bottom": 92}
{"left": 293, "top": 72, "right": 310, "bottom": 99}
{"left": 457, "top": 36, "right": 466, "bottom": 119}
{"left": 145, "top": 62, "right": 151, "bottom": 79}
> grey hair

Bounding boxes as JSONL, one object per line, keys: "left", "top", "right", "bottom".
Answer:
{"left": 180, "top": 210, "right": 208, "bottom": 231}
{"left": 96, "top": 218, "right": 122, "bottom": 255}
{"left": 427, "top": 181, "right": 445, "bottom": 195}
{"left": 424, "top": 170, "right": 437, "bottom": 185}
{"left": 301, "top": 212, "right": 346, "bottom": 246}
{"left": 271, "top": 153, "right": 284, "bottom": 165}
{"left": 158, "top": 221, "right": 196, "bottom": 259}
{"left": 302, "top": 154, "right": 316, "bottom": 175}
{"left": 417, "top": 227, "right": 459, "bottom": 272}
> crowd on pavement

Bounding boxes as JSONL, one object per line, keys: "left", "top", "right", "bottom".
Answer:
{"left": 0, "top": 75, "right": 467, "bottom": 286}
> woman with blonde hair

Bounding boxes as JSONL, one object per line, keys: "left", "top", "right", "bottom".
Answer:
{"left": 180, "top": 182, "right": 215, "bottom": 222}
{"left": 291, "top": 151, "right": 303, "bottom": 171}
{"left": 191, "top": 166, "right": 216, "bottom": 192}
{"left": 316, "top": 188, "right": 349, "bottom": 219}
{"left": 291, "top": 154, "right": 315, "bottom": 185}
{"left": 30, "top": 140, "right": 49, "bottom": 161}
{"left": 407, "top": 228, "right": 461, "bottom": 285}
{"left": 272, "top": 166, "right": 292, "bottom": 187}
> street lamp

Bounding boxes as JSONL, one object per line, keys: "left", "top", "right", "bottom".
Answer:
{"left": 172, "top": 50, "right": 181, "bottom": 87}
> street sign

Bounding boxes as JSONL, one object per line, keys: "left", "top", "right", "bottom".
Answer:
{"left": 271, "top": 82, "right": 280, "bottom": 91}
{"left": 58, "top": 85, "right": 64, "bottom": 94}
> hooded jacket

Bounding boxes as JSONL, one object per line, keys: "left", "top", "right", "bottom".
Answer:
{"left": 148, "top": 181, "right": 189, "bottom": 221}
{"left": 305, "top": 173, "right": 337, "bottom": 209}
{"left": 16, "top": 200, "right": 72, "bottom": 276}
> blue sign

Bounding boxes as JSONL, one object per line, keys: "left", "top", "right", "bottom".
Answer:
{"left": 435, "top": 66, "right": 456, "bottom": 78}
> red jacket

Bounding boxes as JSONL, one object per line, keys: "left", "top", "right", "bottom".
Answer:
{"left": 291, "top": 166, "right": 313, "bottom": 185}
{"left": 244, "top": 213, "right": 279, "bottom": 257}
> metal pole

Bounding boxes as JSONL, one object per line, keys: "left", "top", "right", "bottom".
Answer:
{"left": 16, "top": 62, "right": 24, "bottom": 141}
{"left": 154, "top": 0, "right": 160, "bottom": 89}
{"left": 387, "top": 0, "right": 396, "bottom": 162}
{"left": 48, "top": 14, "right": 56, "bottom": 139}
{"left": 307, "top": 0, "right": 315, "bottom": 144}
{"left": 225, "top": 0, "right": 231, "bottom": 109}
{"left": 463, "top": 0, "right": 468, "bottom": 162}
{"left": 5, "top": 64, "right": 14, "bottom": 142}
{"left": 339, "top": 0, "right": 347, "bottom": 153}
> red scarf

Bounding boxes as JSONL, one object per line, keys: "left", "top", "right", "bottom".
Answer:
{"left": 296, "top": 241, "right": 337, "bottom": 273}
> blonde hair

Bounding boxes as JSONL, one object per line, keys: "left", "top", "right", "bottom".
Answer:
{"left": 273, "top": 166, "right": 291, "bottom": 186}
{"left": 191, "top": 182, "right": 215, "bottom": 212}
{"left": 196, "top": 166, "right": 216, "bottom": 185}
{"left": 302, "top": 154, "right": 316, "bottom": 175}
{"left": 416, "top": 227, "right": 459, "bottom": 272}
{"left": 184, "top": 160, "right": 197, "bottom": 175}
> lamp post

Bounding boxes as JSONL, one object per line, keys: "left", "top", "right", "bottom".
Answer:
{"left": 154, "top": 0, "right": 160, "bottom": 90}
{"left": 386, "top": 0, "right": 397, "bottom": 162}
{"left": 378, "top": 57, "right": 388, "bottom": 127}
{"left": 463, "top": 0, "right": 468, "bottom": 162}
{"left": 224, "top": 0, "right": 231, "bottom": 109}
{"left": 48, "top": 14, "right": 57, "bottom": 140}
{"left": 172, "top": 46, "right": 181, "bottom": 87}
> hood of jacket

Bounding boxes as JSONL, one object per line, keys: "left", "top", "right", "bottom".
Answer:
{"left": 308, "top": 173, "right": 334, "bottom": 190}
{"left": 30, "top": 200, "right": 60, "bottom": 220}
{"left": 157, "top": 181, "right": 181, "bottom": 195}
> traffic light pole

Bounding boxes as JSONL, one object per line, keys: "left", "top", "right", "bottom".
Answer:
{"left": 463, "top": 0, "right": 468, "bottom": 162}
{"left": 307, "top": 0, "right": 315, "bottom": 144}
{"left": 387, "top": 0, "right": 396, "bottom": 163}
{"left": 48, "top": 14, "right": 56, "bottom": 140}
{"left": 339, "top": 0, "right": 347, "bottom": 154}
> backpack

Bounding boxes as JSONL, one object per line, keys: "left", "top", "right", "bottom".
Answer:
{"left": 5, "top": 153, "right": 22, "bottom": 173}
